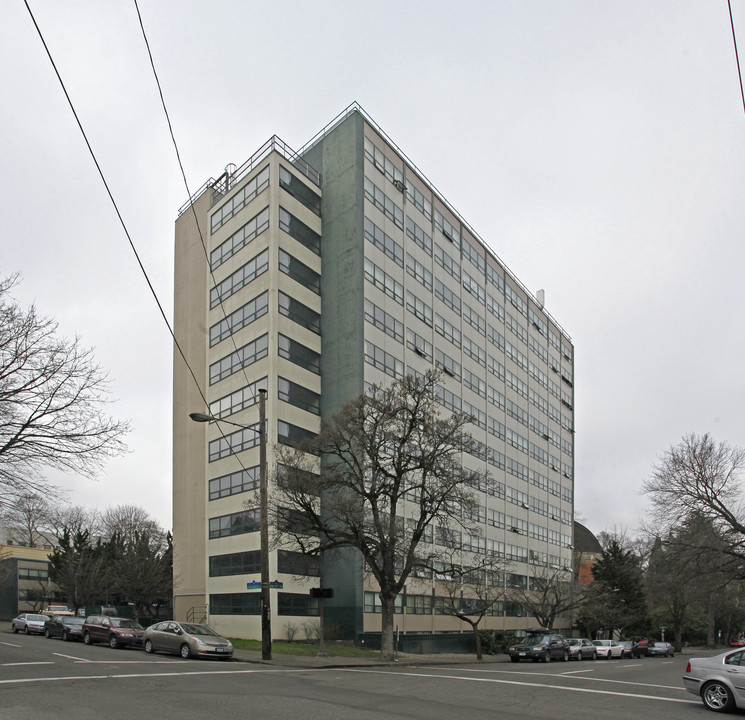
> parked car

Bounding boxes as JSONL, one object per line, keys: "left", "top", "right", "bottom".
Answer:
{"left": 82, "top": 615, "right": 145, "bottom": 648}
{"left": 44, "top": 614, "right": 85, "bottom": 641}
{"left": 648, "top": 641, "right": 674, "bottom": 657}
{"left": 568, "top": 638, "right": 597, "bottom": 660}
{"left": 684, "top": 647, "right": 745, "bottom": 712}
{"left": 11, "top": 613, "right": 49, "bottom": 634}
{"left": 593, "top": 639, "right": 624, "bottom": 659}
{"left": 509, "top": 628, "right": 571, "bottom": 663}
{"left": 632, "top": 637, "right": 649, "bottom": 658}
{"left": 619, "top": 641, "right": 634, "bottom": 658}
{"left": 143, "top": 621, "right": 233, "bottom": 659}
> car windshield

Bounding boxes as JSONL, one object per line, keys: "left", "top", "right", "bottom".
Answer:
{"left": 180, "top": 623, "right": 220, "bottom": 637}
{"left": 62, "top": 617, "right": 85, "bottom": 626}
{"left": 524, "top": 634, "right": 551, "bottom": 644}
{"left": 27, "top": 615, "right": 48, "bottom": 621}
{"left": 111, "top": 619, "right": 143, "bottom": 629}
{"left": 569, "top": 639, "right": 582, "bottom": 646}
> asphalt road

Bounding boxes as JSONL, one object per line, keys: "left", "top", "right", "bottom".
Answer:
{"left": 0, "top": 631, "right": 717, "bottom": 720}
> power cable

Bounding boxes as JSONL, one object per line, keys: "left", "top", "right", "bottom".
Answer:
{"left": 22, "top": 0, "right": 208, "bottom": 411}
{"left": 729, "top": 0, "right": 745, "bottom": 118}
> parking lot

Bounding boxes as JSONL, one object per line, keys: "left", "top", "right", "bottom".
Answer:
{"left": 0, "top": 631, "right": 714, "bottom": 720}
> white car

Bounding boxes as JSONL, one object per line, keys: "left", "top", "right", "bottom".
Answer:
{"left": 11, "top": 613, "right": 50, "bottom": 634}
{"left": 593, "top": 639, "right": 624, "bottom": 659}
{"left": 684, "top": 648, "right": 745, "bottom": 712}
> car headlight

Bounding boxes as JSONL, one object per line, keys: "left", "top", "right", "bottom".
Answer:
{"left": 193, "top": 637, "right": 206, "bottom": 645}
{"left": 532, "top": 646, "right": 546, "bottom": 651}
{"left": 509, "top": 646, "right": 516, "bottom": 652}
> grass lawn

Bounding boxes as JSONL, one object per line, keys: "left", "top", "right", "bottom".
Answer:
{"left": 229, "top": 638, "right": 380, "bottom": 658}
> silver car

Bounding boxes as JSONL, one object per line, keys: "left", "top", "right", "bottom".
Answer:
{"left": 143, "top": 621, "right": 233, "bottom": 659}
{"left": 11, "top": 613, "right": 50, "bottom": 634}
{"left": 684, "top": 648, "right": 745, "bottom": 712}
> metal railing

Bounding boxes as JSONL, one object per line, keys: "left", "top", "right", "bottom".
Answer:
{"left": 186, "top": 605, "right": 207, "bottom": 624}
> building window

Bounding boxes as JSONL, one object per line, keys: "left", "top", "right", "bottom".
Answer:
{"left": 364, "top": 341, "right": 404, "bottom": 379}
{"left": 209, "top": 551, "right": 261, "bottom": 577}
{"left": 278, "top": 334, "right": 320, "bottom": 374}
{"left": 278, "top": 377, "right": 320, "bottom": 415}
{"left": 278, "top": 593, "right": 319, "bottom": 616}
{"left": 364, "top": 591, "right": 404, "bottom": 614}
{"left": 365, "top": 258, "right": 403, "bottom": 305}
{"left": 364, "top": 177, "right": 403, "bottom": 229}
{"left": 209, "top": 291, "right": 269, "bottom": 347}
{"left": 405, "top": 216, "right": 432, "bottom": 255}
{"left": 208, "top": 424, "right": 260, "bottom": 462}
{"left": 277, "top": 550, "right": 320, "bottom": 577}
{"left": 406, "top": 292, "right": 433, "bottom": 327}
{"left": 208, "top": 466, "right": 259, "bottom": 500}
{"left": 279, "top": 207, "right": 321, "bottom": 255}
{"left": 211, "top": 206, "right": 270, "bottom": 270}
{"left": 364, "top": 217, "right": 403, "bottom": 267}
{"left": 365, "top": 299, "right": 404, "bottom": 343}
{"left": 209, "top": 334, "right": 268, "bottom": 385}
{"left": 277, "top": 420, "right": 317, "bottom": 449}
{"left": 211, "top": 248, "right": 269, "bottom": 308}
{"left": 279, "top": 165, "right": 321, "bottom": 215}
{"left": 209, "top": 377, "right": 267, "bottom": 420}
{"left": 435, "top": 279, "right": 461, "bottom": 315}
{"left": 435, "top": 314, "right": 461, "bottom": 349}
{"left": 278, "top": 292, "right": 321, "bottom": 334}
{"left": 18, "top": 568, "right": 48, "bottom": 580}
{"left": 210, "top": 166, "right": 270, "bottom": 234}
{"left": 210, "top": 593, "right": 261, "bottom": 615}
{"left": 279, "top": 249, "right": 320, "bottom": 294}
{"left": 406, "top": 253, "right": 432, "bottom": 291}
{"left": 209, "top": 509, "right": 260, "bottom": 539}
{"left": 406, "top": 594, "right": 433, "bottom": 615}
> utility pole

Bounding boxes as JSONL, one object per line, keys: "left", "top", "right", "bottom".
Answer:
{"left": 259, "top": 388, "right": 271, "bottom": 660}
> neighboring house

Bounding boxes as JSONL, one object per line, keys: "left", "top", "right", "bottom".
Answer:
{"left": 573, "top": 521, "right": 603, "bottom": 585}
{"left": 0, "top": 541, "right": 63, "bottom": 619}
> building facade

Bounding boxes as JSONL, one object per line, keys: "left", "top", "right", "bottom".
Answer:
{"left": 173, "top": 105, "right": 575, "bottom": 640}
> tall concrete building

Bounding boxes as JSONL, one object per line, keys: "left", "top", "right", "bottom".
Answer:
{"left": 173, "top": 104, "right": 575, "bottom": 640}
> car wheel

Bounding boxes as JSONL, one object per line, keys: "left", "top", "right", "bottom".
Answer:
{"left": 12, "top": 625, "right": 18, "bottom": 633}
{"left": 83, "top": 632, "right": 92, "bottom": 645}
{"left": 542, "top": 653, "right": 550, "bottom": 663}
{"left": 180, "top": 643, "right": 191, "bottom": 660}
{"left": 592, "top": 651, "right": 597, "bottom": 660}
{"left": 45, "top": 629, "right": 51, "bottom": 638}
{"left": 702, "top": 681, "right": 735, "bottom": 713}
{"left": 108, "top": 635, "right": 119, "bottom": 649}
{"left": 606, "top": 651, "right": 611, "bottom": 659}
{"left": 144, "top": 639, "right": 155, "bottom": 654}
{"left": 577, "top": 652, "right": 582, "bottom": 661}
{"left": 561, "top": 650, "right": 569, "bottom": 662}
{"left": 24, "top": 626, "right": 30, "bottom": 635}
{"left": 62, "top": 630, "right": 69, "bottom": 642}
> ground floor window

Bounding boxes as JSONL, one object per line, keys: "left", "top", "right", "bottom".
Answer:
{"left": 209, "top": 593, "right": 260, "bottom": 615}
{"left": 277, "top": 592, "right": 318, "bottom": 616}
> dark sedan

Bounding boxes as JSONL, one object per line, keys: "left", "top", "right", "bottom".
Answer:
{"left": 648, "top": 641, "right": 674, "bottom": 657}
{"left": 45, "top": 615, "right": 85, "bottom": 641}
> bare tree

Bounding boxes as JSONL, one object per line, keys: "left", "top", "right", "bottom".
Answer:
{"left": 0, "top": 274, "right": 129, "bottom": 505}
{"left": 644, "top": 434, "right": 745, "bottom": 558}
{"left": 99, "top": 504, "right": 164, "bottom": 546}
{"left": 273, "top": 370, "right": 485, "bottom": 661}
{"left": 432, "top": 552, "right": 509, "bottom": 660}
{"left": 509, "top": 565, "right": 585, "bottom": 630}
{"left": 1, "top": 492, "right": 55, "bottom": 548}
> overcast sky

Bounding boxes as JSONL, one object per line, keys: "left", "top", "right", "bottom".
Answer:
{"left": 2, "top": 1, "right": 743, "bottom": 538}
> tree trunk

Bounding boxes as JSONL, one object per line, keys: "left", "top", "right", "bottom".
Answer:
{"left": 379, "top": 593, "right": 396, "bottom": 661}
{"left": 472, "top": 622, "right": 482, "bottom": 660}
{"left": 707, "top": 598, "right": 717, "bottom": 648}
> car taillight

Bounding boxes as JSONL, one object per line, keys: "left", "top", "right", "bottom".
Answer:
{"left": 685, "top": 661, "right": 691, "bottom": 673}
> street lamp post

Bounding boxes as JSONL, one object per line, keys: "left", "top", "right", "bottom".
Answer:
{"left": 189, "top": 386, "right": 271, "bottom": 660}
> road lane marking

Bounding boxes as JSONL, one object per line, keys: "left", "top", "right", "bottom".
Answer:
{"left": 51, "top": 653, "right": 183, "bottom": 664}
{"left": 447, "top": 666, "right": 681, "bottom": 690}
{"left": 0, "top": 668, "right": 321, "bottom": 686}
{"left": 0, "top": 642, "right": 22, "bottom": 648}
{"left": 53, "top": 653, "right": 92, "bottom": 663}
{"left": 560, "top": 669, "right": 595, "bottom": 675}
{"left": 343, "top": 669, "right": 694, "bottom": 704}
{"left": 2, "top": 662, "right": 55, "bottom": 667}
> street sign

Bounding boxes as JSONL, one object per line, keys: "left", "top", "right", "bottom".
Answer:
{"left": 246, "top": 580, "right": 284, "bottom": 590}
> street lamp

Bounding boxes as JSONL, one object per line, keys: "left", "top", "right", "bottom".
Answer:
{"left": 190, "top": 388, "right": 271, "bottom": 660}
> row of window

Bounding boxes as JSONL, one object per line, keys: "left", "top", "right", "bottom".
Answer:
{"left": 210, "top": 592, "right": 319, "bottom": 616}
{"left": 209, "top": 549, "right": 320, "bottom": 577}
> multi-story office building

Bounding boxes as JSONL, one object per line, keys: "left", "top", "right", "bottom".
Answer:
{"left": 173, "top": 104, "right": 575, "bottom": 640}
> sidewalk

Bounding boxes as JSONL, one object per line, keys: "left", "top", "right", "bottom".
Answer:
{"left": 231, "top": 646, "right": 511, "bottom": 668}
